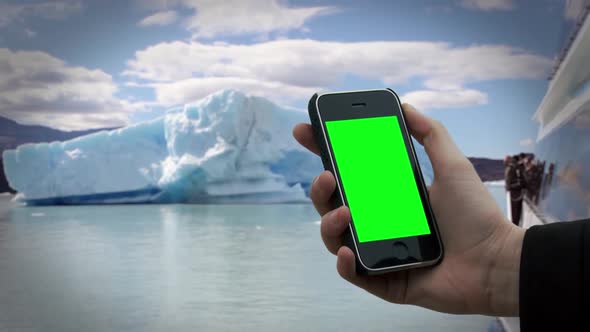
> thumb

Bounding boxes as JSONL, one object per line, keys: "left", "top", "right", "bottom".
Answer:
{"left": 402, "top": 103, "right": 477, "bottom": 181}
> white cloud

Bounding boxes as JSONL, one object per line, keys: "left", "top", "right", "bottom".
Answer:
{"left": 153, "top": 77, "right": 318, "bottom": 106}
{"left": 0, "top": 48, "right": 134, "bottom": 130}
{"left": 134, "top": 0, "right": 182, "bottom": 10}
{"left": 124, "top": 39, "right": 551, "bottom": 108}
{"left": 459, "top": 0, "right": 514, "bottom": 11}
{"left": 519, "top": 138, "right": 534, "bottom": 147}
{"left": 401, "top": 89, "right": 488, "bottom": 110}
{"left": 183, "top": 0, "right": 334, "bottom": 38}
{"left": 138, "top": 10, "right": 178, "bottom": 27}
{"left": 135, "top": 0, "right": 334, "bottom": 38}
{"left": 0, "top": 0, "right": 82, "bottom": 28}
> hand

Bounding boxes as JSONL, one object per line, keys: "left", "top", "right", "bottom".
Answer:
{"left": 292, "top": 104, "right": 524, "bottom": 316}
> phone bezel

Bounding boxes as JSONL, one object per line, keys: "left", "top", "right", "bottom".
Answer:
{"left": 315, "top": 89, "right": 443, "bottom": 272}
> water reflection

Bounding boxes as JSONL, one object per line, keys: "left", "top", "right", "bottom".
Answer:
{"left": 529, "top": 109, "right": 590, "bottom": 221}
{"left": 0, "top": 202, "right": 492, "bottom": 331}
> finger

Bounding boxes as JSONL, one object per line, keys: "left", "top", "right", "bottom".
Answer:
{"left": 321, "top": 206, "right": 350, "bottom": 255}
{"left": 402, "top": 103, "right": 431, "bottom": 146}
{"left": 310, "top": 171, "right": 336, "bottom": 216}
{"left": 292, "top": 123, "right": 320, "bottom": 156}
{"left": 402, "top": 103, "right": 477, "bottom": 180}
{"left": 336, "top": 247, "right": 390, "bottom": 300}
{"left": 336, "top": 246, "right": 365, "bottom": 285}
{"left": 336, "top": 246, "right": 409, "bottom": 304}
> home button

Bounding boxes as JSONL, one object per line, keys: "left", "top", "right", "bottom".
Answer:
{"left": 392, "top": 242, "right": 409, "bottom": 260}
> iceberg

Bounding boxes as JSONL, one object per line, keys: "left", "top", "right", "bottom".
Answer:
{"left": 2, "top": 90, "right": 433, "bottom": 205}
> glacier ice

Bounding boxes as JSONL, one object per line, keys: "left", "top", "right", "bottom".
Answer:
{"left": 2, "top": 90, "right": 433, "bottom": 205}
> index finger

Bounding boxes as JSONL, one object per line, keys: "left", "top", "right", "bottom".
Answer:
{"left": 292, "top": 123, "right": 320, "bottom": 156}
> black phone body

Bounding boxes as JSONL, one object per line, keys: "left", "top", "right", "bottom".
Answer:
{"left": 308, "top": 89, "right": 443, "bottom": 275}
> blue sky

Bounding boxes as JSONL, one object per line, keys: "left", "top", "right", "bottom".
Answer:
{"left": 0, "top": 0, "right": 581, "bottom": 158}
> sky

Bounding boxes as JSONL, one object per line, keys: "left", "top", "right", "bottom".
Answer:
{"left": 0, "top": 0, "right": 583, "bottom": 158}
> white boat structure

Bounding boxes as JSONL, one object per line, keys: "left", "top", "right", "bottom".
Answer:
{"left": 501, "top": 2, "right": 590, "bottom": 331}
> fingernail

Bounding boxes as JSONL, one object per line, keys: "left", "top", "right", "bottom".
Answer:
{"left": 312, "top": 176, "right": 318, "bottom": 186}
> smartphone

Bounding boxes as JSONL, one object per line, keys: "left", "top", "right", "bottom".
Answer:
{"left": 308, "top": 89, "right": 443, "bottom": 275}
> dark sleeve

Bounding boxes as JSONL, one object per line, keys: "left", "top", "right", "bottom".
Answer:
{"left": 520, "top": 219, "right": 590, "bottom": 331}
{"left": 504, "top": 168, "right": 511, "bottom": 190}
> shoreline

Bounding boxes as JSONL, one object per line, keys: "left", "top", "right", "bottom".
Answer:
{"left": 0, "top": 182, "right": 504, "bottom": 206}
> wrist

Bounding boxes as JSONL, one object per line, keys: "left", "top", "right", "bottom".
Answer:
{"left": 485, "top": 222, "right": 525, "bottom": 316}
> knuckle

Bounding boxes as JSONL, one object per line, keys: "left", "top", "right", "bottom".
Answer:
{"left": 444, "top": 157, "right": 473, "bottom": 172}
{"left": 320, "top": 212, "right": 332, "bottom": 232}
{"left": 439, "top": 157, "right": 476, "bottom": 179}
{"left": 311, "top": 175, "right": 331, "bottom": 201}
{"left": 449, "top": 157, "right": 474, "bottom": 172}
{"left": 310, "top": 183, "right": 321, "bottom": 202}
{"left": 431, "top": 119, "right": 449, "bottom": 136}
{"left": 430, "top": 118, "right": 443, "bottom": 131}
{"left": 321, "top": 232, "right": 339, "bottom": 255}
{"left": 320, "top": 213, "right": 331, "bottom": 232}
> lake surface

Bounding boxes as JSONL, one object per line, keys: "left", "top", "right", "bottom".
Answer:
{"left": 0, "top": 185, "right": 504, "bottom": 331}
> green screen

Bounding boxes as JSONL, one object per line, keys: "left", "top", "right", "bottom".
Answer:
{"left": 325, "top": 116, "right": 431, "bottom": 243}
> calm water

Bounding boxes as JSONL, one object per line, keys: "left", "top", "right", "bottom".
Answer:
{"left": 0, "top": 186, "right": 504, "bottom": 331}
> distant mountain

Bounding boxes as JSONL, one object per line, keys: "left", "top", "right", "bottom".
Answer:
{"left": 0, "top": 116, "right": 116, "bottom": 193}
{"left": 0, "top": 157, "right": 12, "bottom": 193}
{"left": 0, "top": 116, "right": 116, "bottom": 152}
{"left": 468, "top": 157, "right": 505, "bottom": 182}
